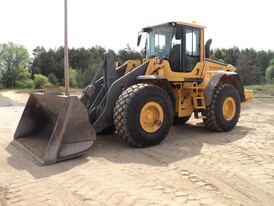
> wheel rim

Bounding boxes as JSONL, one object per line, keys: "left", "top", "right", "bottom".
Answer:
{"left": 222, "top": 97, "right": 236, "bottom": 121}
{"left": 140, "top": 102, "right": 164, "bottom": 133}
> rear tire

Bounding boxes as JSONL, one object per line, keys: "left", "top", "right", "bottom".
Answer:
{"left": 113, "top": 84, "right": 173, "bottom": 147}
{"left": 203, "top": 84, "right": 241, "bottom": 132}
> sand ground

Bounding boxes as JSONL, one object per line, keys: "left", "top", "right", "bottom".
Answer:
{"left": 0, "top": 91, "right": 273, "bottom": 206}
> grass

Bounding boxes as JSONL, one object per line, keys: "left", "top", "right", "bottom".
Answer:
{"left": 1, "top": 85, "right": 274, "bottom": 104}
{"left": 245, "top": 84, "right": 274, "bottom": 96}
{"left": 245, "top": 84, "right": 274, "bottom": 104}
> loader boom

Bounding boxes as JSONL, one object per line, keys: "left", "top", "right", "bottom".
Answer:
{"left": 81, "top": 53, "right": 149, "bottom": 133}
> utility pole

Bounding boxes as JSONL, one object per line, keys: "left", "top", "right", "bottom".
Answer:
{"left": 64, "top": 0, "right": 69, "bottom": 95}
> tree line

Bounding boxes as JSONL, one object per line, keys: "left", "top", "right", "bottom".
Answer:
{"left": 211, "top": 47, "right": 274, "bottom": 85}
{"left": 0, "top": 42, "right": 274, "bottom": 90}
{"left": 0, "top": 43, "right": 143, "bottom": 89}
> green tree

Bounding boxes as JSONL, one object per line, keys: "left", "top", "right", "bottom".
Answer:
{"left": 48, "top": 73, "right": 59, "bottom": 85}
{"left": 31, "top": 46, "right": 46, "bottom": 75}
{"left": 211, "top": 48, "right": 226, "bottom": 63}
{"left": 15, "top": 68, "right": 34, "bottom": 88}
{"left": 34, "top": 74, "right": 49, "bottom": 89}
{"left": 0, "top": 42, "right": 31, "bottom": 88}
{"left": 236, "top": 48, "right": 262, "bottom": 85}
{"left": 117, "top": 45, "right": 143, "bottom": 65}
{"left": 254, "top": 50, "right": 273, "bottom": 84}
{"left": 266, "top": 58, "right": 274, "bottom": 83}
{"left": 31, "top": 46, "right": 108, "bottom": 87}
{"left": 76, "top": 69, "right": 85, "bottom": 88}
{"left": 69, "top": 68, "right": 78, "bottom": 88}
{"left": 223, "top": 47, "right": 240, "bottom": 66}
{"left": 31, "top": 47, "right": 64, "bottom": 83}
{"left": 83, "top": 64, "right": 98, "bottom": 86}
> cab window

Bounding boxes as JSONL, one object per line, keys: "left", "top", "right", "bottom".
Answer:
{"left": 146, "top": 26, "right": 176, "bottom": 58}
{"left": 185, "top": 28, "right": 200, "bottom": 72}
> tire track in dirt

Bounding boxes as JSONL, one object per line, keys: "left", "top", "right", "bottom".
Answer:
{"left": 2, "top": 144, "right": 221, "bottom": 206}
{"left": 134, "top": 116, "right": 274, "bottom": 206}
{"left": 0, "top": 168, "right": 90, "bottom": 206}
{"left": 181, "top": 164, "right": 273, "bottom": 206}
{"left": 0, "top": 143, "right": 90, "bottom": 205}
{"left": 47, "top": 158, "right": 222, "bottom": 206}
{"left": 0, "top": 186, "right": 8, "bottom": 206}
{"left": 50, "top": 161, "right": 161, "bottom": 205}
{"left": 1, "top": 101, "right": 274, "bottom": 205}
{"left": 138, "top": 147, "right": 273, "bottom": 206}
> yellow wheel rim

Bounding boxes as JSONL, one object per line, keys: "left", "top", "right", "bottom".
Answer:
{"left": 140, "top": 102, "right": 164, "bottom": 133}
{"left": 222, "top": 97, "right": 236, "bottom": 121}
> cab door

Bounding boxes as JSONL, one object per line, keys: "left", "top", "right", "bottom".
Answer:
{"left": 184, "top": 27, "right": 200, "bottom": 73}
{"left": 169, "top": 25, "right": 202, "bottom": 76}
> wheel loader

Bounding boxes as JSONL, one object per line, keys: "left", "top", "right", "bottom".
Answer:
{"left": 13, "top": 21, "right": 253, "bottom": 165}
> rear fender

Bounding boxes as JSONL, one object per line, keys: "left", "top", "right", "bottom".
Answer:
{"left": 205, "top": 72, "right": 245, "bottom": 106}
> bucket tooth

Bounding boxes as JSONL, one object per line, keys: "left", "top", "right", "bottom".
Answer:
{"left": 12, "top": 93, "right": 96, "bottom": 166}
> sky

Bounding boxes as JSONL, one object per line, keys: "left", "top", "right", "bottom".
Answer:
{"left": 0, "top": 0, "right": 273, "bottom": 54}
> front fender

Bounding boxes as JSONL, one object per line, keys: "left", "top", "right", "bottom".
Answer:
{"left": 137, "top": 75, "right": 176, "bottom": 112}
{"left": 205, "top": 72, "right": 245, "bottom": 106}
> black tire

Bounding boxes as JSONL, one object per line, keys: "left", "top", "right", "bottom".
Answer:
{"left": 203, "top": 84, "right": 241, "bottom": 132}
{"left": 173, "top": 115, "right": 191, "bottom": 125}
{"left": 113, "top": 83, "right": 173, "bottom": 147}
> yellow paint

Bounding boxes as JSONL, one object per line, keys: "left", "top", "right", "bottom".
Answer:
{"left": 244, "top": 90, "right": 253, "bottom": 102}
{"left": 123, "top": 60, "right": 142, "bottom": 74}
{"left": 139, "top": 102, "right": 164, "bottom": 133}
{"left": 222, "top": 97, "right": 236, "bottom": 121}
{"left": 127, "top": 21, "right": 251, "bottom": 119}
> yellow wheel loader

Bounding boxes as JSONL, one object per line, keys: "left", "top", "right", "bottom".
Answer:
{"left": 13, "top": 21, "right": 252, "bottom": 165}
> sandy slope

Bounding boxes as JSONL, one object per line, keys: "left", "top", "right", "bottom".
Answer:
{"left": 1, "top": 91, "right": 29, "bottom": 106}
{"left": 0, "top": 93, "right": 273, "bottom": 206}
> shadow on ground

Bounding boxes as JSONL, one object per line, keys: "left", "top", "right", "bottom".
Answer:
{"left": 6, "top": 120, "right": 254, "bottom": 179}
{"left": 5, "top": 142, "right": 90, "bottom": 179}
{"left": 90, "top": 122, "right": 254, "bottom": 165}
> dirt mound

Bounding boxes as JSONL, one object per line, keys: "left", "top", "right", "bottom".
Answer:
{"left": 0, "top": 94, "right": 16, "bottom": 106}
{"left": 0, "top": 91, "right": 29, "bottom": 106}
{"left": 0, "top": 94, "right": 22, "bottom": 107}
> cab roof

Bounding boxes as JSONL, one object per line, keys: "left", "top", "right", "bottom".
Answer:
{"left": 142, "top": 21, "right": 206, "bottom": 32}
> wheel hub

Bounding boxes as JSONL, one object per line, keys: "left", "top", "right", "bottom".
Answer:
{"left": 140, "top": 102, "right": 164, "bottom": 133}
{"left": 222, "top": 97, "right": 236, "bottom": 121}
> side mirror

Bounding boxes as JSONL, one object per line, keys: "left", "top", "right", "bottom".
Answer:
{"left": 137, "top": 33, "right": 142, "bottom": 46}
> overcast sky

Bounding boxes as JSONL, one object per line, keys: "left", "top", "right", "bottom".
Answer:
{"left": 0, "top": 0, "right": 273, "bottom": 53}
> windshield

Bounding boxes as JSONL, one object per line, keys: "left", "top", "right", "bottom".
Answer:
{"left": 146, "top": 25, "right": 176, "bottom": 58}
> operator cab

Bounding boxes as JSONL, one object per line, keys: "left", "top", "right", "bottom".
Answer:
{"left": 138, "top": 22, "right": 205, "bottom": 73}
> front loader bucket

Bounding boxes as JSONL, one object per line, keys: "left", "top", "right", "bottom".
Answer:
{"left": 12, "top": 93, "right": 96, "bottom": 166}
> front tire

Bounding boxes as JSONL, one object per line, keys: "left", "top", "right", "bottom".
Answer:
{"left": 203, "top": 84, "right": 241, "bottom": 132}
{"left": 113, "top": 84, "right": 173, "bottom": 147}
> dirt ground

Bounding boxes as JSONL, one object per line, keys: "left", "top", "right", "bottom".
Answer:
{"left": 0, "top": 91, "right": 274, "bottom": 206}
